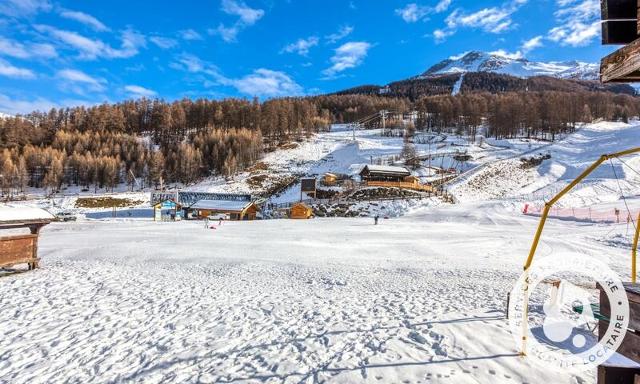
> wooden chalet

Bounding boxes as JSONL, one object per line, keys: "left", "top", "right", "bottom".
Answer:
{"left": 601, "top": 0, "right": 640, "bottom": 82}
{"left": 290, "top": 203, "right": 313, "bottom": 219}
{"left": 359, "top": 165, "right": 411, "bottom": 182}
{"left": 190, "top": 199, "right": 258, "bottom": 221}
{"left": 403, "top": 175, "right": 421, "bottom": 185}
{"left": 0, "top": 206, "right": 54, "bottom": 270}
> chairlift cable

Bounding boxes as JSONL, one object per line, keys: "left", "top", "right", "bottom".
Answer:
{"left": 616, "top": 156, "right": 640, "bottom": 179}
{"left": 610, "top": 158, "right": 637, "bottom": 232}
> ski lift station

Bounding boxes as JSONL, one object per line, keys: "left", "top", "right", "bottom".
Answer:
{"left": 151, "top": 192, "right": 259, "bottom": 221}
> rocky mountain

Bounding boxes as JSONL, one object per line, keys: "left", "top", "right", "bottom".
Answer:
{"left": 333, "top": 51, "right": 637, "bottom": 99}
{"left": 420, "top": 51, "right": 599, "bottom": 80}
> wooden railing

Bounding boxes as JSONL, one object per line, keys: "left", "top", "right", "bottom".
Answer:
{"left": 365, "top": 181, "right": 433, "bottom": 193}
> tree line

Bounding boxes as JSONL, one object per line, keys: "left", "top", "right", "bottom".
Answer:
{"left": 0, "top": 89, "right": 638, "bottom": 196}
{"left": 413, "top": 90, "right": 638, "bottom": 141}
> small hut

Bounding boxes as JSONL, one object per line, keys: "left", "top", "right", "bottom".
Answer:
{"left": 0, "top": 206, "right": 54, "bottom": 270}
{"left": 290, "top": 203, "right": 313, "bottom": 219}
{"left": 153, "top": 199, "right": 181, "bottom": 221}
{"left": 323, "top": 173, "right": 338, "bottom": 186}
{"left": 190, "top": 200, "right": 258, "bottom": 221}
{"left": 359, "top": 165, "right": 411, "bottom": 182}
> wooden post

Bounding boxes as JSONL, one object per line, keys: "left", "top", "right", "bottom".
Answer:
{"left": 29, "top": 224, "right": 41, "bottom": 270}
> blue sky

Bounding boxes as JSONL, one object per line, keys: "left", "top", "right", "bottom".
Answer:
{"left": 0, "top": 0, "right": 613, "bottom": 114}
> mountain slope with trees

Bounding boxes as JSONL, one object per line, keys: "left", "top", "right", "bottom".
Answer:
{"left": 1, "top": 55, "right": 639, "bottom": 196}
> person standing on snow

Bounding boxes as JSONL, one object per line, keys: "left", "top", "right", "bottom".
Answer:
{"left": 204, "top": 217, "right": 209, "bottom": 228}
{"left": 374, "top": 215, "right": 379, "bottom": 225}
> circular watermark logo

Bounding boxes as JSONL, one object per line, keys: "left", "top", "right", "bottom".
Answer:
{"left": 508, "top": 254, "right": 630, "bottom": 371}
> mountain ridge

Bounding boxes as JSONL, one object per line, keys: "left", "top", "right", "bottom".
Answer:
{"left": 332, "top": 51, "right": 637, "bottom": 99}
{"left": 419, "top": 51, "right": 599, "bottom": 80}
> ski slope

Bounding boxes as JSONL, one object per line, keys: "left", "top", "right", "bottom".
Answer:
{"left": 1, "top": 121, "right": 640, "bottom": 383}
{"left": 449, "top": 121, "right": 640, "bottom": 208}
{"left": 2, "top": 202, "right": 636, "bottom": 384}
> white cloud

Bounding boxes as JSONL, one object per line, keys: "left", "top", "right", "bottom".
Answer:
{"left": 0, "top": 37, "right": 57, "bottom": 59}
{"left": 35, "top": 25, "right": 146, "bottom": 60}
{"left": 231, "top": 69, "right": 302, "bottom": 97}
{"left": 124, "top": 85, "right": 157, "bottom": 98}
{"left": 521, "top": 35, "right": 543, "bottom": 52}
{"left": 170, "top": 53, "right": 226, "bottom": 81}
{"left": 169, "top": 53, "right": 301, "bottom": 97}
{"left": 0, "top": 0, "right": 51, "bottom": 17}
{"left": 323, "top": 41, "right": 372, "bottom": 77}
{"left": 489, "top": 49, "right": 523, "bottom": 59}
{"left": 57, "top": 69, "right": 106, "bottom": 92}
{"left": 282, "top": 36, "right": 319, "bottom": 56}
{"left": 396, "top": 3, "right": 430, "bottom": 23}
{"left": 32, "top": 43, "right": 58, "bottom": 58}
{"left": 214, "top": 0, "right": 265, "bottom": 43}
{"left": 434, "top": 0, "right": 453, "bottom": 13}
{"left": 325, "top": 25, "right": 354, "bottom": 44}
{"left": 433, "top": 28, "right": 454, "bottom": 43}
{"left": 548, "top": 0, "right": 599, "bottom": 47}
{"left": 59, "top": 9, "right": 109, "bottom": 32}
{"left": 180, "top": 29, "right": 203, "bottom": 41}
{"left": 210, "top": 24, "right": 241, "bottom": 43}
{"left": 221, "top": 0, "right": 264, "bottom": 25}
{"left": 150, "top": 36, "right": 178, "bottom": 49}
{"left": 0, "top": 94, "right": 57, "bottom": 114}
{"left": 0, "top": 93, "right": 100, "bottom": 114}
{"left": 446, "top": 8, "right": 512, "bottom": 33}
{"left": 0, "top": 59, "right": 36, "bottom": 79}
{"left": 433, "top": 0, "right": 527, "bottom": 42}
{"left": 396, "top": 0, "right": 452, "bottom": 23}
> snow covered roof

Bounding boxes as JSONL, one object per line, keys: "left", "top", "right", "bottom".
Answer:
{"left": 0, "top": 206, "right": 55, "bottom": 224}
{"left": 361, "top": 165, "right": 411, "bottom": 176}
{"left": 190, "top": 200, "right": 253, "bottom": 212}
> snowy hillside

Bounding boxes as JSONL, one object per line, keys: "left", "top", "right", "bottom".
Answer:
{"left": 0, "top": 112, "right": 13, "bottom": 119}
{"left": 187, "top": 124, "right": 550, "bottom": 209}
{"left": 449, "top": 121, "right": 640, "bottom": 208}
{"left": 420, "top": 51, "right": 599, "bottom": 80}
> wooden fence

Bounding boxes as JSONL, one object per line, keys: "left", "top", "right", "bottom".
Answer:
{"left": 365, "top": 181, "right": 434, "bottom": 193}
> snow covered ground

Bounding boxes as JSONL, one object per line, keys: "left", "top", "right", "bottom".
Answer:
{"left": 3, "top": 203, "right": 635, "bottom": 384}
{"left": 449, "top": 121, "right": 640, "bottom": 208}
{"left": 1, "top": 121, "right": 640, "bottom": 383}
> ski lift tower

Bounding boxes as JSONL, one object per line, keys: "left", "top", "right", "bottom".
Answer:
{"left": 380, "top": 110, "right": 388, "bottom": 133}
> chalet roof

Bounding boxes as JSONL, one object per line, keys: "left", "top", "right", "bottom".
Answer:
{"left": 0, "top": 206, "right": 55, "bottom": 224}
{"left": 360, "top": 164, "right": 411, "bottom": 176}
{"left": 190, "top": 199, "right": 254, "bottom": 212}
{"left": 150, "top": 191, "right": 252, "bottom": 207}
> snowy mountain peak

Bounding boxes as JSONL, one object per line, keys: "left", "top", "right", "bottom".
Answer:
{"left": 420, "top": 51, "right": 599, "bottom": 80}
{"left": 0, "top": 112, "right": 13, "bottom": 119}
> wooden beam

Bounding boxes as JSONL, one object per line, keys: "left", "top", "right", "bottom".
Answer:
{"left": 601, "top": 37, "right": 640, "bottom": 82}
{"left": 603, "top": 20, "right": 639, "bottom": 44}
{"left": 601, "top": 0, "right": 639, "bottom": 44}
{"left": 601, "top": 0, "right": 637, "bottom": 19}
